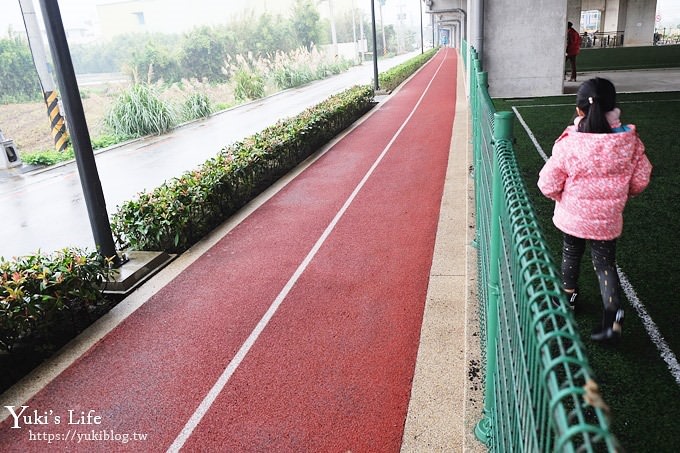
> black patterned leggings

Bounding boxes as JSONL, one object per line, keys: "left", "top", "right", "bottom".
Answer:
{"left": 561, "top": 233, "right": 621, "bottom": 310}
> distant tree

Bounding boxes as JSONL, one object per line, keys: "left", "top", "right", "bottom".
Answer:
{"left": 254, "top": 13, "right": 295, "bottom": 54}
{"left": 180, "top": 26, "right": 227, "bottom": 82}
{"left": 291, "top": 0, "right": 322, "bottom": 49}
{"left": 365, "top": 22, "right": 397, "bottom": 56}
{"left": 0, "top": 35, "right": 41, "bottom": 103}
{"left": 71, "top": 41, "right": 119, "bottom": 73}
{"left": 223, "top": 12, "right": 259, "bottom": 56}
{"left": 127, "top": 39, "right": 182, "bottom": 83}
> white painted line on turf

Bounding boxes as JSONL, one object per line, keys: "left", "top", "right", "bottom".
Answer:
{"left": 512, "top": 106, "right": 549, "bottom": 161}
{"left": 514, "top": 99, "right": 680, "bottom": 109}
{"left": 618, "top": 267, "right": 680, "bottom": 386}
{"left": 522, "top": 109, "right": 680, "bottom": 388}
{"left": 166, "top": 51, "right": 450, "bottom": 453}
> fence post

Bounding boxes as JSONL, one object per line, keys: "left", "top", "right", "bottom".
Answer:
{"left": 474, "top": 111, "right": 514, "bottom": 445}
{"left": 474, "top": 71, "right": 487, "bottom": 172}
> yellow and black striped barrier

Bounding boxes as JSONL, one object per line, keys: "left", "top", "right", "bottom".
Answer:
{"left": 44, "top": 90, "right": 69, "bottom": 152}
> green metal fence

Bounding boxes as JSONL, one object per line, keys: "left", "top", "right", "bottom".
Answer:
{"left": 463, "top": 41, "right": 620, "bottom": 452}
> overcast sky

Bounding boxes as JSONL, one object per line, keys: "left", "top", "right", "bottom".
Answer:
{"left": 656, "top": 0, "right": 680, "bottom": 27}
{"left": 1, "top": 0, "right": 679, "bottom": 38}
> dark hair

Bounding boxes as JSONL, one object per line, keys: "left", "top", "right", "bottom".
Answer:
{"left": 568, "top": 21, "right": 573, "bottom": 28}
{"left": 575, "top": 77, "right": 617, "bottom": 133}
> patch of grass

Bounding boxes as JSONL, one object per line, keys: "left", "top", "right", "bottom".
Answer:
{"left": 213, "top": 101, "right": 232, "bottom": 111}
{"left": 495, "top": 92, "right": 680, "bottom": 452}
{"left": 91, "top": 134, "right": 122, "bottom": 150}
{"left": 20, "top": 134, "right": 125, "bottom": 167}
{"left": 21, "top": 148, "right": 75, "bottom": 166}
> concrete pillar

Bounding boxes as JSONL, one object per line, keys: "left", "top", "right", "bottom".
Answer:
{"left": 623, "top": 0, "right": 656, "bottom": 45}
{"left": 467, "top": 0, "right": 482, "bottom": 57}
{"left": 482, "top": 0, "right": 566, "bottom": 97}
{"left": 566, "top": 0, "right": 582, "bottom": 31}
{"left": 602, "top": 0, "right": 627, "bottom": 32}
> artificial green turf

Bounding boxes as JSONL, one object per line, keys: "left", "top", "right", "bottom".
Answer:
{"left": 578, "top": 45, "right": 680, "bottom": 71}
{"left": 494, "top": 92, "right": 680, "bottom": 452}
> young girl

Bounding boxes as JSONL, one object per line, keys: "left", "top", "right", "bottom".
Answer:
{"left": 538, "top": 77, "right": 652, "bottom": 342}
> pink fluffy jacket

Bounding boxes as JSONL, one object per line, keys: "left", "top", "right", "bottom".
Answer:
{"left": 538, "top": 122, "right": 652, "bottom": 240}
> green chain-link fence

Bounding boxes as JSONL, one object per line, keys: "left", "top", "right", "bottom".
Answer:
{"left": 463, "top": 41, "right": 620, "bottom": 452}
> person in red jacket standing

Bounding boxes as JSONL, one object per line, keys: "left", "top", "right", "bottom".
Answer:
{"left": 538, "top": 78, "right": 652, "bottom": 342}
{"left": 565, "top": 22, "right": 582, "bottom": 82}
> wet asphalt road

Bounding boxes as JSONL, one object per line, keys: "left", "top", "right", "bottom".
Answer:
{"left": 0, "top": 52, "right": 419, "bottom": 258}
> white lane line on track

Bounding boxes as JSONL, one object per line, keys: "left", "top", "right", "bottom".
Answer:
{"left": 523, "top": 108, "right": 680, "bottom": 387}
{"left": 166, "top": 50, "right": 450, "bottom": 453}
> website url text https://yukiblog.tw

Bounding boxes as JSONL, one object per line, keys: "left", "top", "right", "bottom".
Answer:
{"left": 28, "top": 429, "right": 148, "bottom": 445}
{"left": 4, "top": 405, "right": 149, "bottom": 445}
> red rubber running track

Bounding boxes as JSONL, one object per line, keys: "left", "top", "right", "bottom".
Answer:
{"left": 0, "top": 48, "right": 458, "bottom": 452}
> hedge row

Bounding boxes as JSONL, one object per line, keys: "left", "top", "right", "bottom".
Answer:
{"left": 378, "top": 48, "right": 438, "bottom": 92}
{"left": 0, "top": 249, "right": 115, "bottom": 352}
{"left": 111, "top": 84, "right": 375, "bottom": 253}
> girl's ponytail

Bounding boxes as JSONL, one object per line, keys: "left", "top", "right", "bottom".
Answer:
{"left": 575, "top": 78, "right": 617, "bottom": 133}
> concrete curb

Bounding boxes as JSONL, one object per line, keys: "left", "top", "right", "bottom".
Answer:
{"left": 401, "top": 53, "right": 485, "bottom": 452}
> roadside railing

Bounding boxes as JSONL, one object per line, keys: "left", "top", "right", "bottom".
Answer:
{"left": 463, "top": 40, "right": 620, "bottom": 452}
{"left": 590, "top": 31, "right": 625, "bottom": 48}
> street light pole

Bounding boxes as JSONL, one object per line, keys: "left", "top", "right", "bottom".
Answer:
{"left": 420, "top": 0, "right": 424, "bottom": 53}
{"left": 38, "top": 0, "right": 122, "bottom": 267}
{"left": 378, "top": 0, "right": 387, "bottom": 55}
{"left": 371, "top": 0, "right": 380, "bottom": 90}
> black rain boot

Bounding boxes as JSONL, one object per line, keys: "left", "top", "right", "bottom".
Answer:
{"left": 591, "top": 307, "right": 624, "bottom": 342}
{"left": 566, "top": 289, "right": 579, "bottom": 311}
{"left": 552, "top": 288, "right": 578, "bottom": 310}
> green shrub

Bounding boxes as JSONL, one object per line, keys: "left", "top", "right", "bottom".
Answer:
{"left": 182, "top": 92, "right": 213, "bottom": 121}
{"left": 21, "top": 148, "right": 75, "bottom": 167}
{"left": 378, "top": 48, "right": 438, "bottom": 92}
{"left": 233, "top": 67, "right": 265, "bottom": 101}
{"left": 0, "top": 35, "right": 42, "bottom": 103}
{"left": 0, "top": 248, "right": 115, "bottom": 352}
{"left": 111, "top": 84, "right": 375, "bottom": 253}
{"left": 104, "top": 84, "right": 177, "bottom": 139}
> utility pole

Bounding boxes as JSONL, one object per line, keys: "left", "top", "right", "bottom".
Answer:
{"left": 319, "top": 0, "right": 338, "bottom": 55}
{"left": 18, "top": 0, "right": 69, "bottom": 152}
{"left": 419, "top": 0, "right": 424, "bottom": 53}
{"left": 351, "top": 0, "right": 358, "bottom": 63}
{"left": 328, "top": 0, "right": 337, "bottom": 52}
{"left": 379, "top": 0, "right": 387, "bottom": 55}
{"left": 396, "top": 2, "right": 404, "bottom": 54}
{"left": 359, "top": 6, "right": 366, "bottom": 62}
